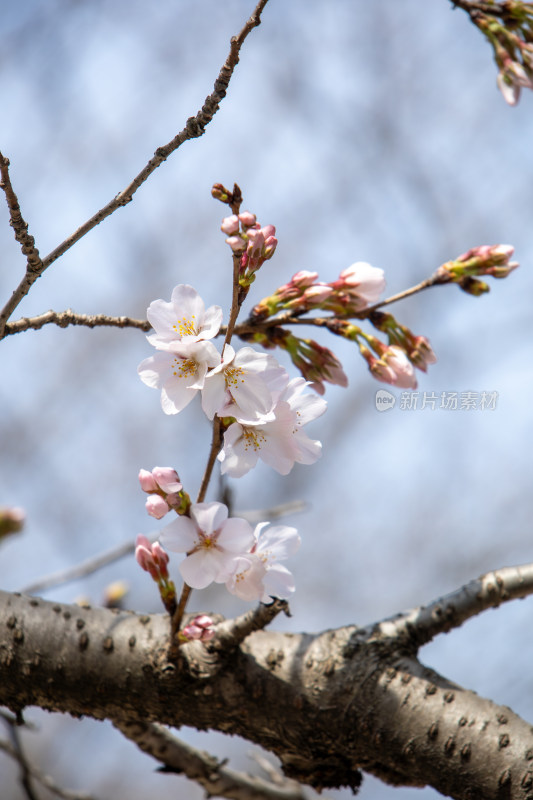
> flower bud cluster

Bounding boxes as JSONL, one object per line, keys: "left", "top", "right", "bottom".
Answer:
{"left": 282, "top": 333, "right": 348, "bottom": 395}
{"left": 135, "top": 534, "right": 177, "bottom": 613}
{"left": 179, "top": 614, "right": 215, "bottom": 643}
{"left": 474, "top": 8, "right": 533, "bottom": 105}
{"left": 369, "top": 311, "right": 437, "bottom": 373}
{"left": 435, "top": 244, "right": 519, "bottom": 296}
{"left": 221, "top": 212, "right": 277, "bottom": 291}
{"left": 138, "top": 467, "right": 190, "bottom": 519}
{"left": 252, "top": 262, "right": 385, "bottom": 319}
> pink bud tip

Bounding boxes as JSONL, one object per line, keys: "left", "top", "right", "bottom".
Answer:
{"left": 221, "top": 215, "right": 240, "bottom": 235}
{"left": 151, "top": 466, "right": 182, "bottom": 494}
{"left": 139, "top": 469, "right": 158, "bottom": 493}
{"left": 145, "top": 495, "right": 171, "bottom": 519}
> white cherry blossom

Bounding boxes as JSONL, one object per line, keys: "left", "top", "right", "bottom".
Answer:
{"left": 201, "top": 345, "right": 288, "bottom": 422}
{"left": 138, "top": 340, "right": 220, "bottom": 415}
{"left": 225, "top": 523, "right": 300, "bottom": 602}
{"left": 146, "top": 284, "right": 222, "bottom": 348}
{"left": 218, "top": 378, "right": 326, "bottom": 477}
{"left": 160, "top": 502, "right": 255, "bottom": 590}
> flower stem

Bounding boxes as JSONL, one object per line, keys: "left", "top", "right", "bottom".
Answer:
{"left": 170, "top": 583, "right": 192, "bottom": 645}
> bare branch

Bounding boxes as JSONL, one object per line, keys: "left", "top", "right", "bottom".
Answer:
{"left": 3, "top": 310, "right": 151, "bottom": 337}
{"left": 113, "top": 719, "right": 306, "bottom": 800}
{"left": 0, "top": 153, "right": 44, "bottom": 338}
{"left": 0, "top": 737, "right": 95, "bottom": 800}
{"left": 0, "top": 0, "right": 270, "bottom": 340}
{"left": 213, "top": 599, "right": 289, "bottom": 650}
{"left": 19, "top": 537, "right": 141, "bottom": 595}
{"left": 378, "top": 561, "right": 533, "bottom": 648}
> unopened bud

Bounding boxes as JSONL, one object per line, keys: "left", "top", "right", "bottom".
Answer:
{"left": 146, "top": 494, "right": 170, "bottom": 519}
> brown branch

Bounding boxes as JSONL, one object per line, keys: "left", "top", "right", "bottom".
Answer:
{"left": 0, "top": 715, "right": 96, "bottom": 800}
{"left": 0, "top": 0, "right": 271, "bottom": 340}
{"left": 0, "top": 153, "right": 44, "bottom": 338}
{"left": 375, "top": 561, "right": 533, "bottom": 649}
{"left": 113, "top": 719, "right": 306, "bottom": 800}
{"left": 213, "top": 599, "right": 289, "bottom": 651}
{"left": 19, "top": 537, "right": 142, "bottom": 595}
{"left": 3, "top": 309, "right": 151, "bottom": 337}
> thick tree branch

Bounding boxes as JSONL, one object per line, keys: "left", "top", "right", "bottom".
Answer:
{"left": 113, "top": 719, "right": 306, "bottom": 800}
{"left": 376, "top": 562, "right": 533, "bottom": 649}
{"left": 0, "top": 0, "right": 271, "bottom": 340}
{"left": 2, "top": 582, "right": 533, "bottom": 799}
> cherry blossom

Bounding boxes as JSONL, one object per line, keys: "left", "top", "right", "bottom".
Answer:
{"left": 201, "top": 345, "right": 288, "bottom": 422}
{"left": 329, "top": 261, "right": 386, "bottom": 310}
{"left": 138, "top": 340, "right": 220, "bottom": 415}
{"left": 225, "top": 523, "right": 300, "bottom": 602}
{"left": 218, "top": 378, "right": 326, "bottom": 477}
{"left": 146, "top": 284, "right": 222, "bottom": 349}
{"left": 160, "top": 502, "right": 255, "bottom": 590}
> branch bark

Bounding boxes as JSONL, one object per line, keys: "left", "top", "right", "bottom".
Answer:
{"left": 1, "top": 583, "right": 533, "bottom": 799}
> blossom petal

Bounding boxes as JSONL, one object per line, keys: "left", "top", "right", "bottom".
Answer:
{"left": 160, "top": 516, "right": 199, "bottom": 552}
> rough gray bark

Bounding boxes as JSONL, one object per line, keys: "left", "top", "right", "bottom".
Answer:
{"left": 2, "top": 588, "right": 533, "bottom": 799}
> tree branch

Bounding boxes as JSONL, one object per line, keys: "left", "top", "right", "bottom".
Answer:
{"left": 377, "top": 561, "right": 533, "bottom": 649}
{"left": 113, "top": 719, "right": 306, "bottom": 800}
{"left": 2, "top": 584, "right": 533, "bottom": 798}
{"left": 3, "top": 310, "right": 150, "bottom": 337}
{"left": 0, "top": 734, "right": 95, "bottom": 800}
{"left": 0, "top": 0, "right": 271, "bottom": 340}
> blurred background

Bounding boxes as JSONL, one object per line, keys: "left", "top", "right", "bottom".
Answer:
{"left": 1, "top": 1, "right": 532, "bottom": 798}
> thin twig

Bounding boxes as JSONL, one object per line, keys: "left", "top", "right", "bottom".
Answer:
{"left": 377, "top": 561, "right": 533, "bottom": 648}
{"left": 0, "top": 0, "right": 271, "bottom": 341}
{"left": 3, "top": 310, "right": 151, "bottom": 337}
{"left": 113, "top": 719, "right": 306, "bottom": 800}
{"left": 0, "top": 153, "right": 44, "bottom": 339}
{"left": 19, "top": 537, "right": 143, "bottom": 595}
{"left": 0, "top": 738, "right": 95, "bottom": 800}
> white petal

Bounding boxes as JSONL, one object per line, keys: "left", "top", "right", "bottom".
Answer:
{"left": 191, "top": 502, "right": 228, "bottom": 536}
{"left": 217, "top": 517, "right": 255, "bottom": 552}
{"left": 160, "top": 516, "right": 199, "bottom": 552}
{"left": 180, "top": 549, "right": 225, "bottom": 589}
{"left": 261, "top": 564, "right": 295, "bottom": 601}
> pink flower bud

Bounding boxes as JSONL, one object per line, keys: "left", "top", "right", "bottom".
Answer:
{"left": 238, "top": 211, "right": 257, "bottom": 227}
{"left": 181, "top": 614, "right": 215, "bottom": 642}
{"left": 152, "top": 466, "right": 182, "bottom": 494}
{"left": 145, "top": 494, "right": 170, "bottom": 519}
{"left": 221, "top": 215, "right": 240, "bottom": 235}
{"left": 135, "top": 536, "right": 154, "bottom": 572}
{"left": 138, "top": 469, "right": 158, "bottom": 493}
{"left": 303, "top": 284, "right": 334, "bottom": 304}
{"left": 226, "top": 235, "right": 246, "bottom": 253}
{"left": 291, "top": 270, "right": 319, "bottom": 287}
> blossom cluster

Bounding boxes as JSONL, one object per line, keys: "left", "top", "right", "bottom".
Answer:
{"left": 249, "top": 261, "right": 435, "bottom": 390}
{"left": 138, "top": 284, "right": 326, "bottom": 477}
{"left": 473, "top": 6, "right": 533, "bottom": 105}
{"left": 159, "top": 500, "right": 300, "bottom": 603}
{"left": 221, "top": 211, "right": 278, "bottom": 293}
{"left": 252, "top": 262, "right": 386, "bottom": 319}
{"left": 435, "top": 244, "right": 519, "bottom": 296}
